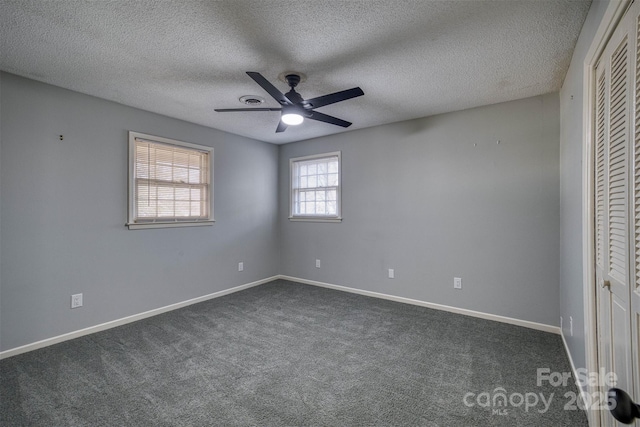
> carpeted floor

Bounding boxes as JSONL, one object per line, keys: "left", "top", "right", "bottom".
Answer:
{"left": 1, "top": 279, "right": 588, "bottom": 426}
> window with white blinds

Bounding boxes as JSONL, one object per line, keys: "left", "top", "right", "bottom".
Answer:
{"left": 127, "top": 131, "right": 213, "bottom": 229}
{"left": 290, "top": 152, "right": 341, "bottom": 222}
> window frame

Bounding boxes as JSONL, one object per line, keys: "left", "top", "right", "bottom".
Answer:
{"left": 289, "top": 151, "right": 342, "bottom": 222}
{"left": 127, "top": 131, "right": 214, "bottom": 230}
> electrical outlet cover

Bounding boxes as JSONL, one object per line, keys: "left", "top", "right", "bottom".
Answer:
{"left": 71, "top": 293, "right": 83, "bottom": 308}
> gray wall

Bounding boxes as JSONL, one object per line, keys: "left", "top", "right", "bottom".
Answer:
{"left": 279, "top": 94, "right": 561, "bottom": 326}
{"left": 2, "top": 0, "right": 610, "bottom": 353}
{"left": 0, "top": 72, "right": 279, "bottom": 351}
{"left": 559, "top": 0, "right": 610, "bottom": 372}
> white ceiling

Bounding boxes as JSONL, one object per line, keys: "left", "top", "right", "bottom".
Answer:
{"left": 0, "top": 0, "right": 591, "bottom": 144}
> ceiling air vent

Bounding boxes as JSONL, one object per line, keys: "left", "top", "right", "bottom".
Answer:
{"left": 239, "top": 95, "right": 265, "bottom": 105}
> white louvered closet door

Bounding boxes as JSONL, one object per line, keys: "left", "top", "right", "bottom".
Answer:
{"left": 594, "top": 2, "right": 639, "bottom": 426}
{"left": 595, "top": 55, "right": 614, "bottom": 426}
{"left": 628, "top": 3, "right": 640, "bottom": 423}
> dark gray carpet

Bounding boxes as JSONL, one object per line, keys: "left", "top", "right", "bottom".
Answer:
{"left": 1, "top": 280, "right": 587, "bottom": 426}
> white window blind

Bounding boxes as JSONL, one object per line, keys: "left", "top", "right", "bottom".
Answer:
{"left": 128, "top": 132, "right": 213, "bottom": 229}
{"left": 290, "top": 152, "right": 341, "bottom": 221}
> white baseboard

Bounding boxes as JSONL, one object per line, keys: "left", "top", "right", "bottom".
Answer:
{"left": 0, "top": 276, "right": 279, "bottom": 360}
{"left": 1, "top": 274, "right": 561, "bottom": 360}
{"left": 560, "top": 330, "right": 591, "bottom": 424}
{"left": 277, "top": 275, "right": 561, "bottom": 334}
{"left": 560, "top": 329, "right": 586, "bottom": 395}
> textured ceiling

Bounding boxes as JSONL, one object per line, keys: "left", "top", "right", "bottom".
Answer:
{"left": 0, "top": 0, "right": 591, "bottom": 144}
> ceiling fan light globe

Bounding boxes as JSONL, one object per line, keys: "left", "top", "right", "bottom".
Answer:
{"left": 282, "top": 113, "right": 304, "bottom": 125}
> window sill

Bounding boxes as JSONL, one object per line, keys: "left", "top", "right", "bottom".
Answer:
{"left": 288, "top": 217, "right": 342, "bottom": 223}
{"left": 126, "top": 220, "right": 215, "bottom": 230}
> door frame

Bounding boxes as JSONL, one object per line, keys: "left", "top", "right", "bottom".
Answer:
{"left": 583, "top": 1, "right": 633, "bottom": 425}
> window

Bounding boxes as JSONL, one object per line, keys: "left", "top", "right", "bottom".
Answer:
{"left": 127, "top": 131, "right": 213, "bottom": 229}
{"left": 290, "top": 152, "right": 341, "bottom": 222}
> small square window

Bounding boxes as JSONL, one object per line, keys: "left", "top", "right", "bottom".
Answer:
{"left": 290, "top": 152, "right": 341, "bottom": 222}
{"left": 127, "top": 131, "right": 214, "bottom": 229}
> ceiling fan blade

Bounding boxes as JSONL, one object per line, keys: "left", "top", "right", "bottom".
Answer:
{"left": 303, "top": 87, "right": 364, "bottom": 109}
{"left": 276, "top": 121, "right": 288, "bottom": 133}
{"left": 307, "top": 111, "right": 352, "bottom": 128}
{"left": 246, "top": 72, "right": 292, "bottom": 106}
{"left": 214, "top": 108, "right": 281, "bottom": 112}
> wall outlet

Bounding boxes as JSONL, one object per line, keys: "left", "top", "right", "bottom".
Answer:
{"left": 388, "top": 269, "right": 395, "bottom": 279}
{"left": 71, "top": 293, "right": 83, "bottom": 308}
{"left": 569, "top": 316, "right": 573, "bottom": 336}
{"left": 454, "top": 277, "right": 462, "bottom": 289}
{"left": 316, "top": 259, "right": 321, "bottom": 268}
{"left": 238, "top": 262, "right": 244, "bottom": 272}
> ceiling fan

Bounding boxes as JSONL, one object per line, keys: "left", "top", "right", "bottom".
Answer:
{"left": 215, "top": 72, "right": 364, "bottom": 133}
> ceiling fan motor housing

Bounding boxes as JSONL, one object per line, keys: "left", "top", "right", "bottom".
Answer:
{"left": 285, "top": 90, "right": 304, "bottom": 105}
